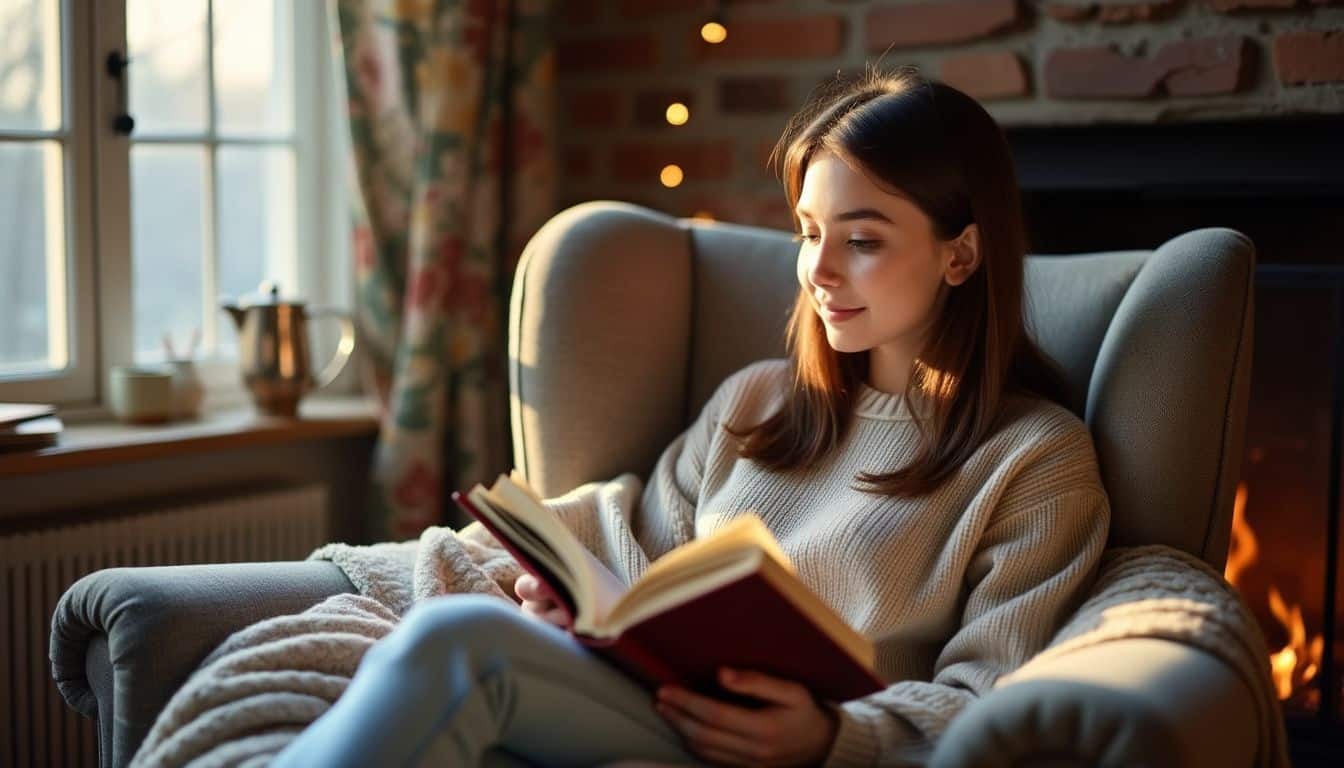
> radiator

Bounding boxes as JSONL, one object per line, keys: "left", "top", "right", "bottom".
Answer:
{"left": 0, "top": 483, "right": 330, "bottom": 768}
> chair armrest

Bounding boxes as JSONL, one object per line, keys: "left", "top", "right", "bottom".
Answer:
{"left": 50, "top": 561, "right": 354, "bottom": 768}
{"left": 930, "top": 638, "right": 1259, "bottom": 768}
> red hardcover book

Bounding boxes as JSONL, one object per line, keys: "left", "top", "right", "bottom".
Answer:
{"left": 450, "top": 472, "right": 886, "bottom": 705}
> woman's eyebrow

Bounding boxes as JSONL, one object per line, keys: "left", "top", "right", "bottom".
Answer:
{"left": 794, "top": 207, "right": 894, "bottom": 224}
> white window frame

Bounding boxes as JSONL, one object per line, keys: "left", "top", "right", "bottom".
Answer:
{"left": 0, "top": 0, "right": 99, "bottom": 404}
{"left": 0, "top": 0, "right": 355, "bottom": 413}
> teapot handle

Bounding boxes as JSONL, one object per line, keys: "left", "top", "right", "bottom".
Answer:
{"left": 307, "top": 307, "right": 356, "bottom": 390}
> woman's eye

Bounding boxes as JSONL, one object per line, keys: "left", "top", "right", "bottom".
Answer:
{"left": 848, "top": 239, "right": 881, "bottom": 250}
{"left": 791, "top": 233, "right": 820, "bottom": 244}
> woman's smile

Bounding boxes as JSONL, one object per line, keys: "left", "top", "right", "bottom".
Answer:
{"left": 822, "top": 306, "right": 865, "bottom": 323}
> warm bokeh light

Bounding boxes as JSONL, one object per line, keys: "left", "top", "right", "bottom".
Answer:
{"left": 690, "top": 210, "right": 714, "bottom": 221}
{"left": 700, "top": 21, "right": 727, "bottom": 44}
{"left": 660, "top": 164, "right": 684, "bottom": 188}
{"left": 665, "top": 102, "right": 689, "bottom": 125}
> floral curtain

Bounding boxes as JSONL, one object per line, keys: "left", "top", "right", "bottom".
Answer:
{"left": 335, "top": 0, "right": 555, "bottom": 540}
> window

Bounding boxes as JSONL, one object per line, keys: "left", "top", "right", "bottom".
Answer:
{"left": 0, "top": 0, "right": 97, "bottom": 402}
{"left": 0, "top": 0, "right": 352, "bottom": 408}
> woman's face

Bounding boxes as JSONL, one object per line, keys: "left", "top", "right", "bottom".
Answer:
{"left": 794, "top": 150, "right": 955, "bottom": 361}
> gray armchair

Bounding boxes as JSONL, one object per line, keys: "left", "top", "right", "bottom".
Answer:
{"left": 53, "top": 200, "right": 1259, "bottom": 766}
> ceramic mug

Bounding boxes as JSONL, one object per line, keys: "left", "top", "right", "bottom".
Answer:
{"left": 108, "top": 365, "right": 175, "bottom": 424}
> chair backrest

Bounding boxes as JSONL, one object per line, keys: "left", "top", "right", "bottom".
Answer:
{"left": 509, "top": 201, "right": 1255, "bottom": 570}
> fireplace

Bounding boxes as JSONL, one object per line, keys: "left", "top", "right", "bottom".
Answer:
{"left": 1008, "top": 114, "right": 1344, "bottom": 766}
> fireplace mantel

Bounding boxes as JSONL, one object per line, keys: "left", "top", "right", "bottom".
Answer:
{"left": 1006, "top": 115, "right": 1344, "bottom": 197}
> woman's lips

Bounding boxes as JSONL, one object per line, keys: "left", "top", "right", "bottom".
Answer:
{"left": 823, "top": 306, "right": 865, "bottom": 323}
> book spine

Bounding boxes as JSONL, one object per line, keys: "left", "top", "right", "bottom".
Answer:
{"left": 449, "top": 490, "right": 577, "bottom": 624}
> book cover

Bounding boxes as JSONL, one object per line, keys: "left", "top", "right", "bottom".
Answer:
{"left": 450, "top": 489, "right": 579, "bottom": 624}
{"left": 450, "top": 488, "right": 885, "bottom": 704}
{"left": 0, "top": 403, "right": 55, "bottom": 430}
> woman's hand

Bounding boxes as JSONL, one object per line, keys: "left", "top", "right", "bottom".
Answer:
{"left": 514, "top": 573, "right": 571, "bottom": 629}
{"left": 654, "top": 667, "right": 839, "bottom": 766}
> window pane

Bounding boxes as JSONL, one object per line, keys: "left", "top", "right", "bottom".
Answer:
{"left": 0, "top": 0, "right": 61, "bottom": 131}
{"left": 217, "top": 145, "right": 296, "bottom": 356}
{"left": 214, "top": 0, "right": 293, "bottom": 136}
{"left": 0, "top": 140, "right": 66, "bottom": 375}
{"left": 127, "top": 0, "right": 208, "bottom": 135}
{"left": 132, "top": 145, "right": 204, "bottom": 362}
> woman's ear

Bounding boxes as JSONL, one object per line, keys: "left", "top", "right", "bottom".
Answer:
{"left": 942, "top": 223, "right": 980, "bottom": 287}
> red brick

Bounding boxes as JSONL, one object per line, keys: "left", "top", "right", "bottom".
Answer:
{"left": 610, "top": 141, "right": 736, "bottom": 183}
{"left": 758, "top": 199, "right": 795, "bottom": 231}
{"left": 634, "top": 89, "right": 696, "bottom": 127}
{"left": 1097, "top": 0, "right": 1183, "bottom": 22}
{"left": 564, "top": 147, "right": 593, "bottom": 178}
{"left": 755, "top": 139, "right": 783, "bottom": 174}
{"left": 718, "top": 76, "right": 794, "bottom": 112}
{"left": 1046, "top": 46, "right": 1151, "bottom": 98}
{"left": 1042, "top": 2, "right": 1096, "bottom": 20}
{"left": 814, "top": 67, "right": 867, "bottom": 93}
{"left": 1043, "top": 2, "right": 1096, "bottom": 20}
{"left": 619, "top": 0, "right": 777, "bottom": 14}
{"left": 693, "top": 15, "right": 845, "bottom": 61}
{"left": 557, "top": 35, "right": 658, "bottom": 72}
{"left": 1205, "top": 0, "right": 1295, "bottom": 10}
{"left": 682, "top": 195, "right": 794, "bottom": 229}
{"left": 865, "top": 0, "right": 1019, "bottom": 50}
{"left": 617, "top": 0, "right": 693, "bottom": 18}
{"left": 1044, "top": 35, "right": 1253, "bottom": 98}
{"left": 1273, "top": 29, "right": 1344, "bottom": 84}
{"left": 1044, "top": 1, "right": 1184, "bottom": 22}
{"left": 566, "top": 89, "right": 622, "bottom": 129}
{"left": 939, "top": 51, "right": 1031, "bottom": 100}
{"left": 1160, "top": 36, "right": 1255, "bottom": 95}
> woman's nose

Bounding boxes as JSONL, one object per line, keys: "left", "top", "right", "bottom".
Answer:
{"left": 806, "top": 238, "right": 844, "bottom": 287}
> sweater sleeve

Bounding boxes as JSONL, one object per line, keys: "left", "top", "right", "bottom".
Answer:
{"left": 823, "top": 485, "right": 1111, "bottom": 767}
{"left": 513, "top": 368, "right": 743, "bottom": 587}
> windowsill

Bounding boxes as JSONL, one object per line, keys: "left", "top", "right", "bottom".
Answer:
{"left": 0, "top": 395, "right": 381, "bottom": 478}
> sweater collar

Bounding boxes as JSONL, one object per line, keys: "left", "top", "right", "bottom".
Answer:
{"left": 854, "top": 382, "right": 918, "bottom": 422}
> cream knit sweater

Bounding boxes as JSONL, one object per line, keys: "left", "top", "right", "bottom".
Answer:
{"left": 501, "top": 357, "right": 1111, "bottom": 766}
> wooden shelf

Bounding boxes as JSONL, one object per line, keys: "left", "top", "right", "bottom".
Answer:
{"left": 0, "top": 397, "right": 380, "bottom": 477}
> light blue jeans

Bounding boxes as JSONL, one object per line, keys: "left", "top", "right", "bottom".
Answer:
{"left": 270, "top": 593, "right": 701, "bottom": 767}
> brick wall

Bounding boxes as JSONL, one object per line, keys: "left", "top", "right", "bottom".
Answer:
{"left": 556, "top": 0, "right": 1344, "bottom": 230}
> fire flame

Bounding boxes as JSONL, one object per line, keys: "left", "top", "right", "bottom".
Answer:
{"left": 1266, "top": 587, "right": 1324, "bottom": 701}
{"left": 1224, "top": 481, "right": 1324, "bottom": 702}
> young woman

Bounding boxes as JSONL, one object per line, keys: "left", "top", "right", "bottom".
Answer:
{"left": 273, "top": 68, "right": 1111, "bottom": 767}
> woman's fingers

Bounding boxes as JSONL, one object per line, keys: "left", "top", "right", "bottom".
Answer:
{"left": 656, "top": 686, "right": 770, "bottom": 741}
{"left": 515, "top": 573, "right": 543, "bottom": 601}
{"left": 520, "top": 598, "right": 569, "bottom": 628}
{"left": 655, "top": 699, "right": 767, "bottom": 763}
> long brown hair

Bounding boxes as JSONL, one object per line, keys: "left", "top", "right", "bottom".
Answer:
{"left": 725, "top": 66, "right": 1069, "bottom": 498}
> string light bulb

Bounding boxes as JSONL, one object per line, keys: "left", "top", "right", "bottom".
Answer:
{"left": 660, "top": 164, "right": 684, "bottom": 188}
{"left": 700, "top": 21, "right": 727, "bottom": 44}
{"left": 665, "top": 102, "right": 690, "bottom": 125}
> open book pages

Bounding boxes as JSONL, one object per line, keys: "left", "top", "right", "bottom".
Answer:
{"left": 468, "top": 474, "right": 629, "bottom": 635}
{"left": 467, "top": 472, "right": 874, "bottom": 670}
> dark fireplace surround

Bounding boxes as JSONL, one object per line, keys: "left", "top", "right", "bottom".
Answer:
{"left": 1005, "top": 114, "right": 1344, "bottom": 766}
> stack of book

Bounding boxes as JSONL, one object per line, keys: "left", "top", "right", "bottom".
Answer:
{"left": 451, "top": 470, "right": 885, "bottom": 705}
{"left": 0, "top": 403, "right": 62, "bottom": 452}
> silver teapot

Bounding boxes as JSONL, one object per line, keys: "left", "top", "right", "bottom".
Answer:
{"left": 221, "top": 282, "right": 355, "bottom": 418}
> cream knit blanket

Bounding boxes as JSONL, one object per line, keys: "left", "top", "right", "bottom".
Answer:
{"left": 128, "top": 524, "right": 1287, "bottom": 767}
{"left": 127, "top": 523, "right": 527, "bottom": 768}
{"left": 997, "top": 544, "right": 1290, "bottom": 768}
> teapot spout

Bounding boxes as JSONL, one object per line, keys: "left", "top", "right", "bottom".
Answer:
{"left": 221, "top": 301, "right": 246, "bottom": 330}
